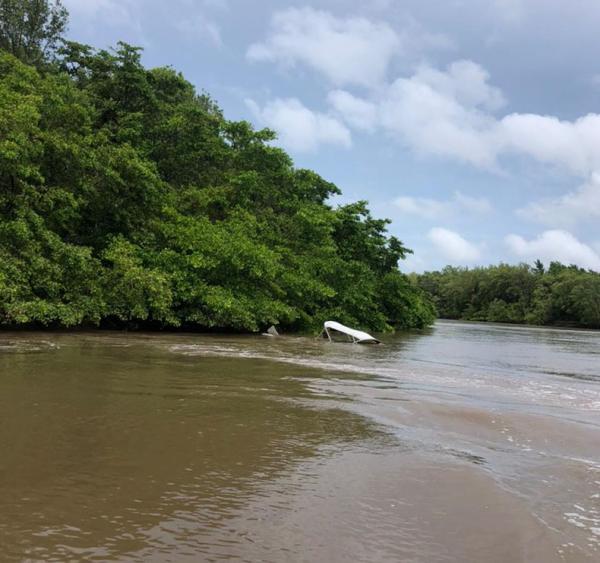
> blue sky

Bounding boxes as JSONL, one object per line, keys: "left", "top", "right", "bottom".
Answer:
{"left": 63, "top": 0, "right": 600, "bottom": 272}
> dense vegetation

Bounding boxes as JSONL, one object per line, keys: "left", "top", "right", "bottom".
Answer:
{"left": 414, "top": 262, "right": 600, "bottom": 328}
{"left": 0, "top": 3, "right": 435, "bottom": 332}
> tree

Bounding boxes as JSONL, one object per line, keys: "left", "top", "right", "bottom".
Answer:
{"left": 415, "top": 261, "right": 600, "bottom": 329}
{"left": 0, "top": 0, "right": 68, "bottom": 67}
{"left": 0, "top": 47, "right": 435, "bottom": 332}
{"left": 534, "top": 259, "right": 545, "bottom": 275}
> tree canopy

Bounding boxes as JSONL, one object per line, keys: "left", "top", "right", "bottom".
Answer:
{"left": 0, "top": 41, "right": 435, "bottom": 332}
{"left": 0, "top": 0, "right": 67, "bottom": 67}
{"left": 414, "top": 262, "right": 600, "bottom": 329}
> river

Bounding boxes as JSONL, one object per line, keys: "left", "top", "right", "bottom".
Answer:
{"left": 1, "top": 320, "right": 599, "bottom": 562}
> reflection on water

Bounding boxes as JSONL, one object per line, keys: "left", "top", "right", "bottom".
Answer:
{"left": 0, "top": 341, "right": 386, "bottom": 561}
{"left": 0, "top": 321, "right": 599, "bottom": 562}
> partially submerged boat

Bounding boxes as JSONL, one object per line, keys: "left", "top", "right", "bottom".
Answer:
{"left": 321, "top": 321, "right": 380, "bottom": 344}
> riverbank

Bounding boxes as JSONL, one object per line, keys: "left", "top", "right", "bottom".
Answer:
{"left": 436, "top": 316, "right": 600, "bottom": 331}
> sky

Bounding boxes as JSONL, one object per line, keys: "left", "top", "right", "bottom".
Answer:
{"left": 63, "top": 0, "right": 600, "bottom": 272}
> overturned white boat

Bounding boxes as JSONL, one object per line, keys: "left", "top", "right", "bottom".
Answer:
{"left": 321, "top": 321, "right": 380, "bottom": 344}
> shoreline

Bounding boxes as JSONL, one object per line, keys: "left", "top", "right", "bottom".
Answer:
{"left": 2, "top": 317, "right": 599, "bottom": 335}
{"left": 436, "top": 317, "right": 600, "bottom": 332}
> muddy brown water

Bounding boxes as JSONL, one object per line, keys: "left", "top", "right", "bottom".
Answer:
{"left": 0, "top": 320, "right": 599, "bottom": 562}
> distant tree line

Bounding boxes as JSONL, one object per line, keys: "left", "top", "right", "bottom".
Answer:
{"left": 413, "top": 261, "right": 600, "bottom": 328}
{"left": 0, "top": 1, "right": 435, "bottom": 331}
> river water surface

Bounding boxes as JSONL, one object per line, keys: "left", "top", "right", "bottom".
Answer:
{"left": 1, "top": 321, "right": 599, "bottom": 562}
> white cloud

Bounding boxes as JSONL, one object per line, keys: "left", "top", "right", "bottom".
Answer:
{"left": 498, "top": 113, "right": 600, "bottom": 177}
{"left": 517, "top": 173, "right": 600, "bottom": 226}
{"left": 328, "top": 90, "right": 378, "bottom": 132}
{"left": 379, "top": 74, "right": 498, "bottom": 168}
{"left": 325, "top": 58, "right": 600, "bottom": 179}
{"left": 247, "top": 10, "right": 600, "bottom": 235}
{"left": 329, "top": 60, "right": 504, "bottom": 168}
{"left": 247, "top": 7, "right": 400, "bottom": 88}
{"left": 428, "top": 228, "right": 482, "bottom": 262}
{"left": 505, "top": 230, "right": 600, "bottom": 271}
{"left": 245, "top": 98, "right": 351, "bottom": 153}
{"left": 395, "top": 191, "right": 491, "bottom": 219}
{"left": 409, "top": 61, "right": 506, "bottom": 112}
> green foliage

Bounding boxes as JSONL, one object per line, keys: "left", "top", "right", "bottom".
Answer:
{"left": 416, "top": 262, "right": 600, "bottom": 329}
{"left": 0, "top": 211, "right": 104, "bottom": 326}
{"left": 0, "top": 0, "right": 68, "bottom": 67}
{"left": 101, "top": 237, "right": 174, "bottom": 324}
{"left": 0, "top": 47, "right": 434, "bottom": 332}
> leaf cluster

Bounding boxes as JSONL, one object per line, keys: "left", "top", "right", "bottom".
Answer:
{"left": 0, "top": 46, "right": 434, "bottom": 332}
{"left": 415, "top": 262, "right": 600, "bottom": 328}
{"left": 0, "top": 0, "right": 67, "bottom": 68}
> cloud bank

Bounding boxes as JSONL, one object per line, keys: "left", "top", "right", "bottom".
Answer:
{"left": 247, "top": 7, "right": 400, "bottom": 88}
{"left": 246, "top": 6, "right": 600, "bottom": 269}
{"left": 329, "top": 62, "right": 600, "bottom": 179}
{"left": 506, "top": 230, "right": 600, "bottom": 271}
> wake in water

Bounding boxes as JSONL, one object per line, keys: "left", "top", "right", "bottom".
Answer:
{"left": 2, "top": 322, "right": 598, "bottom": 561}
{"left": 168, "top": 323, "right": 600, "bottom": 559}
{"left": 168, "top": 321, "right": 600, "bottom": 414}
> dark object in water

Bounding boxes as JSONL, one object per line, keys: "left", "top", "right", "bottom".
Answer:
{"left": 262, "top": 325, "right": 280, "bottom": 337}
